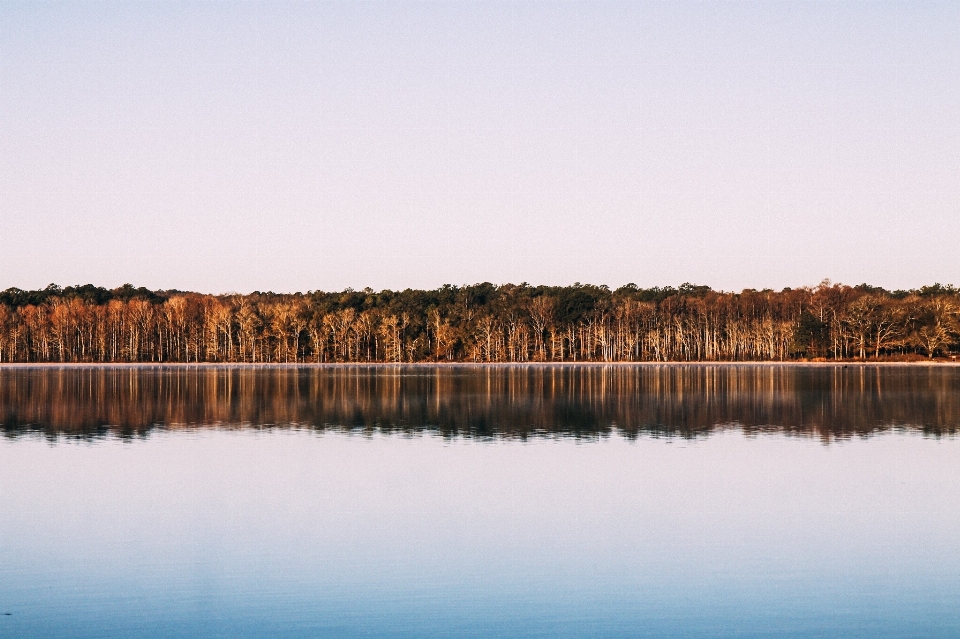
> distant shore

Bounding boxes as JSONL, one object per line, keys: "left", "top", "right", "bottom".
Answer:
{"left": 3, "top": 282, "right": 959, "bottom": 364}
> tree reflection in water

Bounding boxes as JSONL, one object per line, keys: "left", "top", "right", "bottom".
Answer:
{"left": 2, "top": 364, "right": 959, "bottom": 442}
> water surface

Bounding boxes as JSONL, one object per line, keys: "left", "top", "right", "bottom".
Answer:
{"left": 1, "top": 365, "right": 958, "bottom": 638}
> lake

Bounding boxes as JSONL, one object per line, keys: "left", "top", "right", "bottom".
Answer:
{"left": 2, "top": 364, "right": 959, "bottom": 638}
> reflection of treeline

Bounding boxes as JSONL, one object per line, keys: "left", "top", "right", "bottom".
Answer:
{"left": 2, "top": 365, "right": 958, "bottom": 441}
{"left": 1, "top": 282, "right": 959, "bottom": 363}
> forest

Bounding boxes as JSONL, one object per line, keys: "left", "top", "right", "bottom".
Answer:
{"left": 0, "top": 281, "right": 958, "bottom": 363}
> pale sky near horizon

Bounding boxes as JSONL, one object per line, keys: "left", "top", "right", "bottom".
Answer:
{"left": 2, "top": 1, "right": 959, "bottom": 294}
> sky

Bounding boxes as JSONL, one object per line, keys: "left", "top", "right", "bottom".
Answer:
{"left": 1, "top": 1, "right": 958, "bottom": 294}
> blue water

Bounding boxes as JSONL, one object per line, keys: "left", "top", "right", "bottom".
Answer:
{"left": 2, "top": 365, "right": 959, "bottom": 638}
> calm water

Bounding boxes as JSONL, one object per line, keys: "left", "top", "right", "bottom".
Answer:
{"left": 1, "top": 364, "right": 959, "bottom": 638}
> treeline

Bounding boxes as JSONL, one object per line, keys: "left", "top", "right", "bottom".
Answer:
{"left": 0, "top": 281, "right": 958, "bottom": 363}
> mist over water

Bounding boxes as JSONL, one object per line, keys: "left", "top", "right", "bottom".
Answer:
{"left": 2, "top": 365, "right": 959, "bottom": 638}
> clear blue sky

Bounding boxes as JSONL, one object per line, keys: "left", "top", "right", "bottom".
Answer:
{"left": 2, "top": 1, "right": 958, "bottom": 293}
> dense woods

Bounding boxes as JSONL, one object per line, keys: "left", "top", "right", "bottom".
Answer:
{"left": 1, "top": 281, "right": 959, "bottom": 363}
